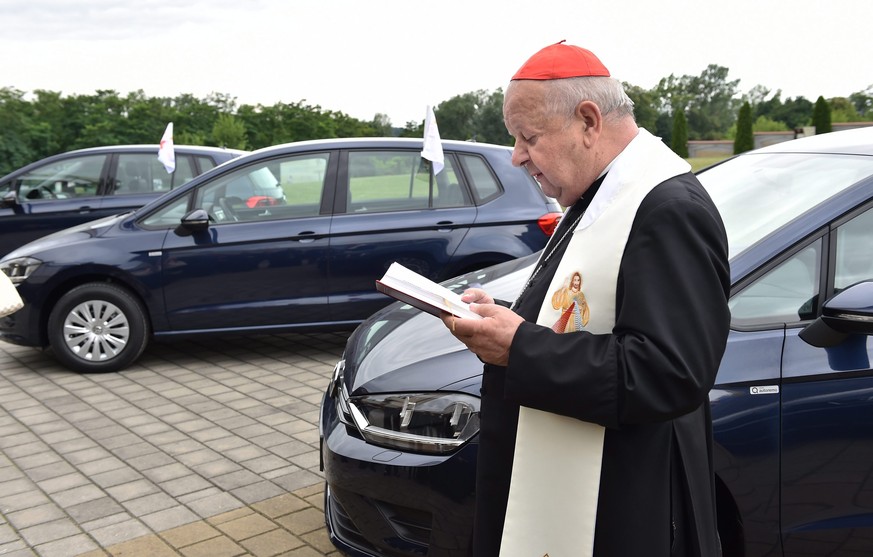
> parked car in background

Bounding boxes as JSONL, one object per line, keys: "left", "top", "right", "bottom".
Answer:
{"left": 319, "top": 127, "right": 873, "bottom": 557}
{"left": 0, "top": 144, "right": 246, "bottom": 256}
{"left": 0, "top": 138, "right": 562, "bottom": 373}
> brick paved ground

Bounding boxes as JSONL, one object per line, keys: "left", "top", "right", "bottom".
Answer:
{"left": 0, "top": 331, "right": 352, "bottom": 557}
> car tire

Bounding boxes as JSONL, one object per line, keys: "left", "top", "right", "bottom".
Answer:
{"left": 47, "top": 282, "right": 150, "bottom": 373}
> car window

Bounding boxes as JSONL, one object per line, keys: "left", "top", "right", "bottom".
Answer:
{"left": 115, "top": 154, "right": 196, "bottom": 195}
{"left": 729, "top": 240, "right": 822, "bottom": 328}
{"left": 834, "top": 205, "right": 873, "bottom": 291}
{"left": 15, "top": 154, "right": 106, "bottom": 201}
{"left": 140, "top": 192, "right": 192, "bottom": 228}
{"left": 459, "top": 154, "right": 502, "bottom": 203}
{"left": 196, "top": 156, "right": 216, "bottom": 173}
{"left": 347, "top": 151, "right": 466, "bottom": 213}
{"left": 194, "top": 153, "right": 326, "bottom": 224}
{"left": 700, "top": 153, "right": 873, "bottom": 259}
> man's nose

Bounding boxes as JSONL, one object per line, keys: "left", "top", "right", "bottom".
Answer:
{"left": 511, "top": 144, "right": 528, "bottom": 168}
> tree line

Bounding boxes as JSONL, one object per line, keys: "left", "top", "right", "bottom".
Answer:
{"left": 2, "top": 64, "right": 871, "bottom": 176}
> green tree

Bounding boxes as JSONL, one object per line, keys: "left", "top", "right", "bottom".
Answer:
{"left": 0, "top": 87, "right": 37, "bottom": 175}
{"left": 434, "top": 92, "right": 480, "bottom": 140}
{"left": 212, "top": 113, "right": 248, "bottom": 149}
{"left": 655, "top": 65, "right": 740, "bottom": 140}
{"left": 370, "top": 113, "right": 394, "bottom": 136}
{"left": 756, "top": 91, "right": 814, "bottom": 131}
{"left": 828, "top": 97, "right": 861, "bottom": 123}
{"left": 734, "top": 102, "right": 754, "bottom": 154}
{"left": 398, "top": 120, "right": 423, "bottom": 138}
{"left": 753, "top": 115, "right": 789, "bottom": 132}
{"left": 849, "top": 85, "right": 873, "bottom": 119}
{"left": 471, "top": 89, "right": 512, "bottom": 145}
{"left": 623, "top": 83, "right": 660, "bottom": 133}
{"left": 671, "top": 110, "right": 688, "bottom": 157}
{"left": 813, "top": 96, "right": 832, "bottom": 134}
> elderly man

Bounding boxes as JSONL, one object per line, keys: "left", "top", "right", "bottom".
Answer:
{"left": 442, "top": 42, "right": 730, "bottom": 557}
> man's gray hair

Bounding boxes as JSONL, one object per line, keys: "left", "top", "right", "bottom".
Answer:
{"left": 537, "top": 77, "right": 635, "bottom": 124}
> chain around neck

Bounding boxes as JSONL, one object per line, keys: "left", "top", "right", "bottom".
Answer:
{"left": 511, "top": 209, "right": 586, "bottom": 309}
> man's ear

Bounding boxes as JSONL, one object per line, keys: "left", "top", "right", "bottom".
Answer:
{"left": 575, "top": 100, "right": 602, "bottom": 144}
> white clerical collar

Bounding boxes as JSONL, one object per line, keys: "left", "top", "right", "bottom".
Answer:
{"left": 577, "top": 128, "right": 653, "bottom": 230}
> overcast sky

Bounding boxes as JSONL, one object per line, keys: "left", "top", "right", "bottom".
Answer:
{"left": 2, "top": 0, "right": 871, "bottom": 127}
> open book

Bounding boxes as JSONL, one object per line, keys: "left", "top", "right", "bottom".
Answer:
{"left": 376, "top": 262, "right": 483, "bottom": 320}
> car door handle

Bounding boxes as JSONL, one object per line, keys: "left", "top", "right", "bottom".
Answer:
{"left": 78, "top": 206, "right": 93, "bottom": 213}
{"left": 297, "top": 231, "right": 318, "bottom": 243}
{"left": 436, "top": 220, "right": 454, "bottom": 231}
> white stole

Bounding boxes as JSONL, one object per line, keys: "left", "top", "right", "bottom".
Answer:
{"left": 499, "top": 129, "right": 691, "bottom": 557}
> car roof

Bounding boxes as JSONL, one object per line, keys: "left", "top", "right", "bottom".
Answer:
{"left": 752, "top": 126, "right": 873, "bottom": 156}
{"left": 54, "top": 144, "right": 248, "bottom": 156}
{"left": 247, "top": 137, "right": 512, "bottom": 157}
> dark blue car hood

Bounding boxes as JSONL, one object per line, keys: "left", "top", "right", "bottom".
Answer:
{"left": 341, "top": 254, "right": 540, "bottom": 395}
{"left": 1, "top": 212, "right": 128, "bottom": 261}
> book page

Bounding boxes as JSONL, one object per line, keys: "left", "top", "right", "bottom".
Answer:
{"left": 376, "top": 262, "right": 482, "bottom": 320}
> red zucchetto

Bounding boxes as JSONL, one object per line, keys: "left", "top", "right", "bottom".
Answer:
{"left": 511, "top": 40, "right": 610, "bottom": 80}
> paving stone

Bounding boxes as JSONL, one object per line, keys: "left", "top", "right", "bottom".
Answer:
{"left": 101, "top": 533, "right": 178, "bottom": 556}
{"left": 66, "top": 497, "right": 126, "bottom": 524}
{"left": 121, "top": 492, "right": 178, "bottom": 516}
{"left": 275, "top": 508, "right": 324, "bottom": 536}
{"left": 139, "top": 505, "right": 200, "bottom": 532}
{"left": 211, "top": 469, "right": 262, "bottom": 491}
{"left": 48, "top": 483, "right": 107, "bottom": 508}
{"left": 214, "top": 512, "right": 276, "bottom": 540}
{"left": 240, "top": 528, "right": 304, "bottom": 557}
{"left": 0, "top": 490, "right": 52, "bottom": 513}
{"left": 176, "top": 450, "right": 221, "bottom": 466}
{"left": 160, "top": 475, "right": 214, "bottom": 498}
{"left": 251, "top": 494, "right": 309, "bottom": 519}
{"left": 178, "top": 535, "right": 247, "bottom": 557}
{"left": 33, "top": 533, "right": 100, "bottom": 557}
{"left": 142, "top": 463, "right": 192, "bottom": 484}
{"left": 18, "top": 517, "right": 81, "bottom": 546}
{"left": 77, "top": 456, "right": 128, "bottom": 477}
{"left": 160, "top": 520, "right": 222, "bottom": 548}
{"left": 105, "top": 479, "right": 160, "bottom": 502}
{"left": 0, "top": 333, "right": 348, "bottom": 557}
{"left": 187, "top": 492, "right": 246, "bottom": 519}
{"left": 91, "top": 468, "right": 144, "bottom": 489}
{"left": 88, "top": 518, "right": 152, "bottom": 548}
{"left": 5, "top": 503, "right": 66, "bottom": 530}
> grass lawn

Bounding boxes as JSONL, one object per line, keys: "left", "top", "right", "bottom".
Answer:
{"left": 688, "top": 156, "right": 730, "bottom": 172}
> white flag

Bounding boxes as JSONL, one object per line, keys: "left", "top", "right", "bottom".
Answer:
{"left": 158, "top": 122, "right": 176, "bottom": 173}
{"left": 421, "top": 105, "right": 444, "bottom": 175}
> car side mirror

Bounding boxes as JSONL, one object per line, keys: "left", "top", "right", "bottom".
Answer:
{"left": 175, "top": 209, "right": 210, "bottom": 236}
{"left": 0, "top": 190, "right": 18, "bottom": 209}
{"left": 799, "top": 280, "right": 873, "bottom": 347}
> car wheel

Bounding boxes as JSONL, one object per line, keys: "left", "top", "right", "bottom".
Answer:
{"left": 47, "top": 283, "right": 150, "bottom": 373}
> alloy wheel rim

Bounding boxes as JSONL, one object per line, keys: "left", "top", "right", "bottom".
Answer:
{"left": 62, "top": 300, "right": 129, "bottom": 362}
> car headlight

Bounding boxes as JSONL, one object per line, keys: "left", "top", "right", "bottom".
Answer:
{"left": 1, "top": 257, "right": 42, "bottom": 284}
{"left": 342, "top": 389, "right": 480, "bottom": 455}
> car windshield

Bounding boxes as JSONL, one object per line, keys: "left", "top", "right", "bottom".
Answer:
{"left": 698, "top": 152, "right": 873, "bottom": 259}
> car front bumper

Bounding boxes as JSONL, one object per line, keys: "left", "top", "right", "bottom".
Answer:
{"left": 320, "top": 391, "right": 477, "bottom": 557}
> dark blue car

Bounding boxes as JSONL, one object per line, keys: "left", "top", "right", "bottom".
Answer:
{"left": 0, "top": 138, "right": 561, "bottom": 373}
{"left": 319, "top": 127, "right": 873, "bottom": 557}
{"left": 0, "top": 144, "right": 245, "bottom": 257}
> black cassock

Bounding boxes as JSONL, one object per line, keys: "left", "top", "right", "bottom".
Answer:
{"left": 473, "top": 172, "right": 731, "bottom": 557}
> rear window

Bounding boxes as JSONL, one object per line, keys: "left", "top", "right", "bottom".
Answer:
{"left": 459, "top": 154, "right": 502, "bottom": 203}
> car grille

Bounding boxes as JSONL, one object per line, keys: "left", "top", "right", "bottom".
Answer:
{"left": 328, "top": 491, "right": 378, "bottom": 552}
{"left": 327, "top": 485, "right": 432, "bottom": 556}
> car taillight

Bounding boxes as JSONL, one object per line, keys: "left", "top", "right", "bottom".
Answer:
{"left": 538, "top": 212, "right": 563, "bottom": 236}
